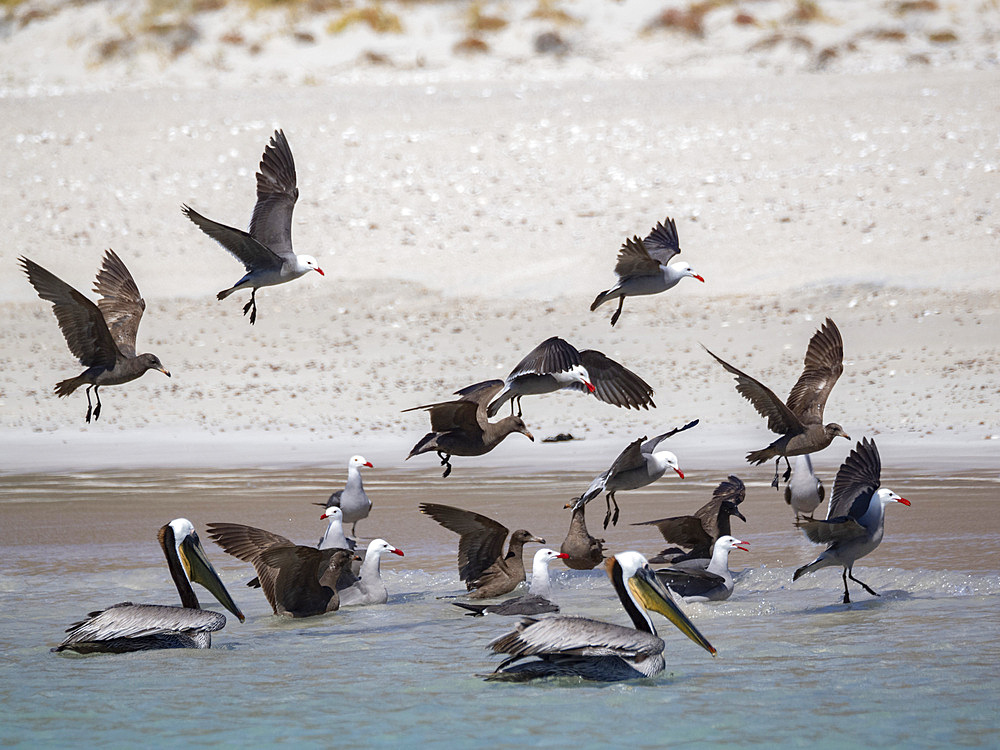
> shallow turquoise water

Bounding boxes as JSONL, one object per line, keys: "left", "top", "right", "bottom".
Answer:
{"left": 1, "top": 467, "right": 998, "bottom": 748}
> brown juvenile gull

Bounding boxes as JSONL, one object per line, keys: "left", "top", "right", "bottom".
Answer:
{"left": 52, "top": 519, "right": 244, "bottom": 654}
{"left": 635, "top": 475, "right": 748, "bottom": 564}
{"left": 452, "top": 548, "right": 568, "bottom": 617}
{"left": 591, "top": 217, "right": 704, "bottom": 326}
{"left": 793, "top": 437, "right": 910, "bottom": 604}
{"left": 485, "top": 336, "right": 655, "bottom": 418}
{"left": 207, "top": 522, "right": 353, "bottom": 618}
{"left": 571, "top": 420, "right": 699, "bottom": 529}
{"left": 419, "top": 502, "right": 545, "bottom": 599}
{"left": 559, "top": 501, "right": 606, "bottom": 571}
{"left": 19, "top": 250, "right": 170, "bottom": 423}
{"left": 704, "top": 317, "right": 849, "bottom": 487}
{"left": 404, "top": 380, "right": 534, "bottom": 477}
{"left": 182, "top": 129, "right": 324, "bottom": 325}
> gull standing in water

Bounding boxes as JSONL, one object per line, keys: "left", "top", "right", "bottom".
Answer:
{"left": 572, "top": 420, "right": 698, "bottom": 528}
{"left": 486, "top": 551, "right": 716, "bottom": 681}
{"left": 704, "top": 318, "right": 849, "bottom": 487}
{"left": 53, "top": 519, "right": 244, "bottom": 653}
{"left": 452, "top": 549, "right": 568, "bottom": 617}
{"left": 785, "top": 454, "right": 825, "bottom": 520}
{"left": 317, "top": 455, "right": 374, "bottom": 536}
{"left": 591, "top": 217, "right": 704, "bottom": 326}
{"left": 485, "top": 336, "right": 655, "bottom": 418}
{"left": 182, "top": 129, "right": 324, "bottom": 324}
{"left": 655, "top": 536, "right": 750, "bottom": 603}
{"left": 20, "top": 251, "right": 170, "bottom": 423}
{"left": 794, "top": 437, "right": 910, "bottom": 604}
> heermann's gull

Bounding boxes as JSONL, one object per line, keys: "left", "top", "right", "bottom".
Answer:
{"left": 559, "top": 502, "right": 605, "bottom": 570}
{"left": 485, "top": 551, "right": 716, "bottom": 682}
{"left": 336, "top": 538, "right": 404, "bottom": 607}
{"left": 705, "top": 317, "right": 849, "bottom": 487}
{"left": 785, "top": 454, "right": 826, "bottom": 519}
{"left": 181, "top": 129, "right": 324, "bottom": 325}
{"left": 655, "top": 536, "right": 749, "bottom": 603}
{"left": 485, "top": 336, "right": 655, "bottom": 418}
{"left": 316, "top": 455, "right": 374, "bottom": 535}
{"left": 52, "top": 519, "right": 244, "bottom": 654}
{"left": 419, "top": 502, "right": 545, "bottom": 599}
{"left": 793, "top": 438, "right": 910, "bottom": 603}
{"left": 591, "top": 217, "right": 704, "bottom": 326}
{"left": 635, "top": 475, "right": 748, "bottom": 563}
{"left": 19, "top": 251, "right": 170, "bottom": 423}
{"left": 452, "top": 548, "right": 568, "bottom": 617}
{"left": 405, "top": 380, "right": 534, "bottom": 477}
{"left": 317, "top": 506, "right": 357, "bottom": 551}
{"left": 571, "top": 420, "right": 699, "bottom": 528}
{"left": 206, "top": 522, "right": 353, "bottom": 618}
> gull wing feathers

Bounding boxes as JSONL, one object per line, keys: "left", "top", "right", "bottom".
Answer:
{"left": 703, "top": 345, "right": 802, "bottom": 435}
{"left": 92, "top": 249, "right": 145, "bottom": 357}
{"left": 420, "top": 503, "right": 509, "bottom": 583}
{"left": 642, "top": 217, "right": 682, "bottom": 265}
{"left": 182, "top": 204, "right": 284, "bottom": 273}
{"left": 575, "top": 350, "right": 655, "bottom": 409}
{"left": 785, "top": 318, "right": 844, "bottom": 425}
{"left": 248, "top": 129, "right": 299, "bottom": 261}
{"left": 612, "top": 236, "right": 662, "bottom": 279}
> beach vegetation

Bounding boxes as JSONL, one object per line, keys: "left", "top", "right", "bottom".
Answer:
{"left": 529, "top": 0, "right": 580, "bottom": 26}
{"left": 466, "top": 2, "right": 507, "bottom": 33}
{"left": 642, "top": 1, "right": 734, "bottom": 38}
{"left": 453, "top": 35, "right": 489, "bottom": 54}
{"left": 328, "top": 3, "right": 403, "bottom": 33}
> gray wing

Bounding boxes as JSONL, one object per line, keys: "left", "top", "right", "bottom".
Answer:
{"left": 507, "top": 337, "right": 581, "bottom": 378}
{"left": 642, "top": 217, "right": 681, "bottom": 265}
{"left": 419, "top": 503, "right": 509, "bottom": 583}
{"left": 827, "top": 437, "right": 881, "bottom": 521}
{"left": 640, "top": 419, "right": 700, "bottom": 454}
{"left": 489, "top": 595, "right": 559, "bottom": 617}
{"left": 256, "top": 547, "right": 350, "bottom": 614}
{"left": 19, "top": 256, "right": 120, "bottom": 368}
{"left": 576, "top": 350, "right": 655, "bottom": 410}
{"left": 248, "top": 129, "right": 298, "bottom": 261}
{"left": 633, "top": 514, "right": 712, "bottom": 551}
{"left": 59, "top": 603, "right": 225, "bottom": 646}
{"left": 703, "top": 345, "right": 802, "bottom": 435}
{"left": 612, "top": 236, "right": 661, "bottom": 279}
{"left": 182, "top": 204, "right": 284, "bottom": 273}
{"left": 93, "top": 249, "right": 145, "bottom": 357}
{"left": 785, "top": 318, "right": 844, "bottom": 426}
{"left": 404, "top": 380, "right": 504, "bottom": 434}
{"left": 796, "top": 516, "right": 868, "bottom": 545}
{"left": 656, "top": 567, "right": 726, "bottom": 599}
{"left": 490, "top": 615, "right": 661, "bottom": 661}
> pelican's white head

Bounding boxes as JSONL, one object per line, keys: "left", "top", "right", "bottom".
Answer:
{"left": 297, "top": 254, "right": 325, "bottom": 276}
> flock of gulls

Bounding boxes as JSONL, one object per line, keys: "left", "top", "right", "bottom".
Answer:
{"left": 27, "top": 129, "right": 911, "bottom": 682}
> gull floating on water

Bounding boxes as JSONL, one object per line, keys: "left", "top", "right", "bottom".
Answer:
{"left": 655, "top": 536, "right": 750, "bottom": 603}
{"left": 704, "top": 317, "right": 849, "bottom": 487}
{"left": 20, "top": 251, "right": 170, "bottom": 423}
{"left": 485, "top": 336, "right": 655, "bottom": 418}
{"left": 793, "top": 437, "right": 910, "bottom": 604}
{"left": 591, "top": 217, "right": 704, "bottom": 326}
{"left": 452, "top": 548, "right": 567, "bottom": 617}
{"left": 571, "top": 420, "right": 698, "bottom": 528}
{"left": 420, "top": 502, "right": 545, "bottom": 599}
{"left": 52, "top": 519, "right": 244, "bottom": 654}
{"left": 182, "top": 129, "right": 324, "bottom": 325}
{"left": 337, "top": 538, "right": 405, "bottom": 607}
{"left": 485, "top": 551, "right": 716, "bottom": 682}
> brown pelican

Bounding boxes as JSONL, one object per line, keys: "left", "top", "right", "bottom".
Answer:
{"left": 52, "top": 518, "right": 244, "bottom": 654}
{"left": 485, "top": 336, "right": 655, "bottom": 418}
{"left": 559, "top": 501, "right": 605, "bottom": 570}
{"left": 19, "top": 250, "right": 170, "bottom": 423}
{"left": 635, "top": 475, "right": 747, "bottom": 563}
{"left": 572, "top": 420, "right": 698, "bottom": 528}
{"left": 793, "top": 438, "right": 910, "bottom": 603}
{"left": 405, "top": 380, "right": 534, "bottom": 477}
{"left": 337, "top": 538, "right": 404, "bottom": 607}
{"left": 704, "top": 318, "right": 849, "bottom": 487}
{"left": 182, "top": 129, "right": 324, "bottom": 325}
{"left": 486, "top": 551, "right": 716, "bottom": 681}
{"left": 207, "top": 522, "right": 353, "bottom": 618}
{"left": 315, "top": 455, "right": 374, "bottom": 535}
{"left": 785, "top": 454, "right": 825, "bottom": 519}
{"left": 420, "top": 502, "right": 545, "bottom": 598}
{"left": 655, "top": 536, "right": 749, "bottom": 602}
{"left": 453, "top": 548, "right": 567, "bottom": 617}
{"left": 591, "top": 217, "right": 704, "bottom": 326}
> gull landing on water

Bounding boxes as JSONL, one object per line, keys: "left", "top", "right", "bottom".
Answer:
{"left": 591, "top": 216, "right": 704, "bottom": 326}
{"left": 182, "top": 129, "right": 324, "bottom": 325}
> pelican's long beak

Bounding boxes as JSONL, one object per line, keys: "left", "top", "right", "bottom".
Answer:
{"left": 630, "top": 564, "right": 716, "bottom": 656}
{"left": 180, "top": 532, "right": 245, "bottom": 623}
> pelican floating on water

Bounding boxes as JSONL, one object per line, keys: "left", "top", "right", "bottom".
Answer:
{"left": 53, "top": 518, "right": 244, "bottom": 654}
{"left": 486, "top": 551, "right": 716, "bottom": 681}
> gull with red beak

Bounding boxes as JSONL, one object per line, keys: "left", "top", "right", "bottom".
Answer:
{"left": 318, "top": 455, "right": 374, "bottom": 536}
{"left": 570, "top": 420, "right": 699, "bottom": 529}
{"left": 794, "top": 438, "right": 911, "bottom": 604}
{"left": 452, "top": 548, "right": 568, "bottom": 617}
{"left": 485, "top": 336, "right": 655, "bottom": 418}
{"left": 182, "top": 129, "right": 324, "bottom": 325}
{"left": 656, "top": 536, "right": 750, "bottom": 602}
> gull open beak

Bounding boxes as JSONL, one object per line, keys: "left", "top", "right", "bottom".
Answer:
{"left": 629, "top": 564, "right": 716, "bottom": 656}
{"left": 180, "top": 532, "right": 245, "bottom": 623}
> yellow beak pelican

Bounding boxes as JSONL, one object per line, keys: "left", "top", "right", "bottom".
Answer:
{"left": 486, "top": 550, "right": 716, "bottom": 681}
{"left": 53, "top": 518, "right": 244, "bottom": 654}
